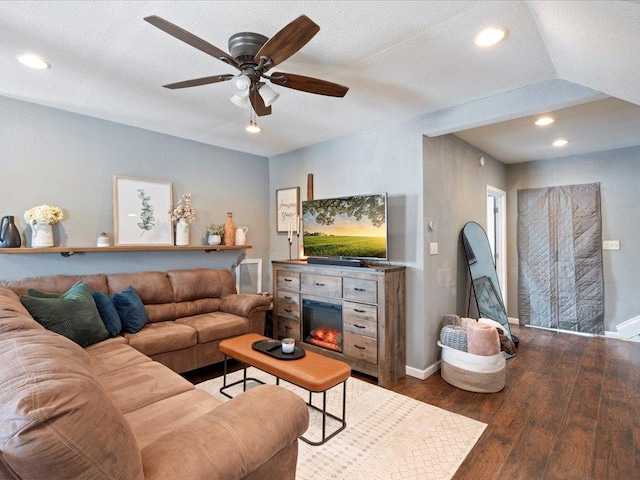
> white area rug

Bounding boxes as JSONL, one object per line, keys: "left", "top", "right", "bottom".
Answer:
{"left": 196, "top": 368, "right": 486, "bottom": 480}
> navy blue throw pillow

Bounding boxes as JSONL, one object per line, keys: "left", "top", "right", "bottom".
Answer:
{"left": 92, "top": 291, "right": 122, "bottom": 337}
{"left": 112, "top": 286, "right": 149, "bottom": 334}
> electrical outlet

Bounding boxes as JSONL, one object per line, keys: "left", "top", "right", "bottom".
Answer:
{"left": 603, "top": 240, "right": 620, "bottom": 250}
{"left": 430, "top": 242, "right": 438, "bottom": 255}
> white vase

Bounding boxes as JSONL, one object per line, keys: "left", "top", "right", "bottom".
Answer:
{"left": 207, "top": 234, "right": 221, "bottom": 246}
{"left": 31, "top": 223, "right": 54, "bottom": 248}
{"left": 176, "top": 219, "right": 189, "bottom": 246}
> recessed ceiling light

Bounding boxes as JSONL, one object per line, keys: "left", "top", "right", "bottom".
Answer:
{"left": 535, "top": 116, "right": 555, "bottom": 126}
{"left": 474, "top": 27, "right": 508, "bottom": 47}
{"left": 16, "top": 53, "right": 50, "bottom": 69}
{"left": 553, "top": 139, "right": 569, "bottom": 147}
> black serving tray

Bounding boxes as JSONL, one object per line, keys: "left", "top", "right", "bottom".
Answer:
{"left": 252, "top": 339, "right": 305, "bottom": 360}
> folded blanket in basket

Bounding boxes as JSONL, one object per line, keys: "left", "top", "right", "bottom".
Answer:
{"left": 467, "top": 322, "right": 500, "bottom": 356}
{"left": 440, "top": 325, "right": 468, "bottom": 352}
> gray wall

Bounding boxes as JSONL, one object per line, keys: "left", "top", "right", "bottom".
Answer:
{"left": 269, "top": 118, "right": 425, "bottom": 372}
{"left": 0, "top": 95, "right": 270, "bottom": 282}
{"left": 423, "top": 135, "right": 507, "bottom": 368}
{"left": 506, "top": 146, "right": 640, "bottom": 332}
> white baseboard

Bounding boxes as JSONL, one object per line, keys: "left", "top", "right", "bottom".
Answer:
{"left": 604, "top": 330, "right": 621, "bottom": 339}
{"left": 405, "top": 361, "right": 441, "bottom": 380}
{"left": 508, "top": 317, "right": 519, "bottom": 324}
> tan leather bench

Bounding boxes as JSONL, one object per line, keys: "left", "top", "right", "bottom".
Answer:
{"left": 219, "top": 333, "right": 351, "bottom": 445}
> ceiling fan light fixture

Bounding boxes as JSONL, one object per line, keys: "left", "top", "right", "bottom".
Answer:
{"left": 233, "top": 74, "right": 251, "bottom": 95}
{"left": 230, "top": 94, "right": 250, "bottom": 109}
{"left": 474, "top": 27, "right": 508, "bottom": 47}
{"left": 246, "top": 120, "right": 261, "bottom": 133}
{"left": 258, "top": 83, "right": 279, "bottom": 107}
{"left": 553, "top": 139, "right": 569, "bottom": 147}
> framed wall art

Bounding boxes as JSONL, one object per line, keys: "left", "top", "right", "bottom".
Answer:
{"left": 276, "top": 186, "right": 300, "bottom": 233}
{"left": 113, "top": 176, "right": 174, "bottom": 245}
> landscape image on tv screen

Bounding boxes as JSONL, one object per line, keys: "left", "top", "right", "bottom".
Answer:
{"left": 302, "top": 193, "right": 387, "bottom": 259}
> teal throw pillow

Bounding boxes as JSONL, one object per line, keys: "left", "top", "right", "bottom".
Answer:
{"left": 112, "top": 286, "right": 149, "bottom": 334}
{"left": 92, "top": 291, "right": 122, "bottom": 337}
{"left": 21, "top": 282, "right": 110, "bottom": 347}
{"left": 27, "top": 288, "right": 63, "bottom": 298}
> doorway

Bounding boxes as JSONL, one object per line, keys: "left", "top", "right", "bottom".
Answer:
{"left": 486, "top": 185, "right": 506, "bottom": 308}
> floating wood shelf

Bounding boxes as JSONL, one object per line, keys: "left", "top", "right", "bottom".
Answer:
{"left": 0, "top": 245, "right": 251, "bottom": 257}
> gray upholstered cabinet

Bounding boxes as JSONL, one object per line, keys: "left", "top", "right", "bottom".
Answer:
{"left": 272, "top": 260, "right": 406, "bottom": 387}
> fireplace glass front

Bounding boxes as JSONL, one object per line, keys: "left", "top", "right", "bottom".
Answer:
{"left": 302, "top": 299, "right": 343, "bottom": 353}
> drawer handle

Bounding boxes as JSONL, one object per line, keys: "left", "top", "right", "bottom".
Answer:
{"left": 354, "top": 287, "right": 367, "bottom": 292}
{"left": 354, "top": 324, "right": 366, "bottom": 329}
{"left": 354, "top": 345, "right": 366, "bottom": 350}
{"left": 283, "top": 295, "right": 292, "bottom": 300}
{"left": 284, "top": 278, "right": 293, "bottom": 282}
{"left": 284, "top": 308, "right": 292, "bottom": 313}
{"left": 354, "top": 308, "right": 366, "bottom": 313}
{"left": 314, "top": 282, "right": 326, "bottom": 287}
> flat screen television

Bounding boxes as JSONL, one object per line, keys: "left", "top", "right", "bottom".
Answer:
{"left": 302, "top": 193, "right": 388, "bottom": 262}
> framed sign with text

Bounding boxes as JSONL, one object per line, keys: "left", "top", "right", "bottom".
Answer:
{"left": 276, "top": 187, "right": 300, "bottom": 233}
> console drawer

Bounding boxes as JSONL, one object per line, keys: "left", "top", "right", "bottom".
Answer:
{"left": 343, "top": 305, "right": 377, "bottom": 339}
{"left": 343, "top": 333, "right": 377, "bottom": 364}
{"left": 277, "top": 290, "right": 300, "bottom": 306}
{"left": 343, "top": 301, "right": 377, "bottom": 329}
{"left": 277, "top": 270, "right": 300, "bottom": 290}
{"left": 277, "top": 301, "right": 300, "bottom": 320}
{"left": 343, "top": 277, "right": 377, "bottom": 304}
{"left": 277, "top": 317, "right": 300, "bottom": 341}
{"left": 300, "top": 273, "right": 342, "bottom": 298}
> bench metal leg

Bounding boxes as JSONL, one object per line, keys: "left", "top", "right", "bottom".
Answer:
{"left": 300, "top": 380, "right": 347, "bottom": 446}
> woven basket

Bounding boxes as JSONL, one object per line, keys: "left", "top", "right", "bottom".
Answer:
{"left": 437, "top": 341, "right": 506, "bottom": 393}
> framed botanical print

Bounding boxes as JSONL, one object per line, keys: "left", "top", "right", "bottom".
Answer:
{"left": 113, "top": 176, "right": 174, "bottom": 245}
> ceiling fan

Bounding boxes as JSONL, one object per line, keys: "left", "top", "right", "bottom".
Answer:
{"left": 144, "top": 15, "right": 349, "bottom": 117}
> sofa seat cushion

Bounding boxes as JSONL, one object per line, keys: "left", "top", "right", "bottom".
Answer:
{"left": 176, "top": 312, "right": 250, "bottom": 343}
{"left": 124, "top": 321, "right": 197, "bottom": 356}
{"left": 0, "top": 329, "right": 144, "bottom": 480}
{"left": 138, "top": 385, "right": 309, "bottom": 480}
{"left": 87, "top": 341, "right": 153, "bottom": 377}
{"left": 124, "top": 390, "right": 223, "bottom": 450}
{"left": 97, "top": 361, "right": 194, "bottom": 414}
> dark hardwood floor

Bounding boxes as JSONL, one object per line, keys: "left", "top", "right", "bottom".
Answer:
{"left": 183, "top": 325, "right": 639, "bottom": 479}
{"left": 390, "top": 324, "right": 639, "bottom": 480}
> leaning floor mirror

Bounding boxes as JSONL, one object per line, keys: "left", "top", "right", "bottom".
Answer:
{"left": 462, "top": 221, "right": 518, "bottom": 351}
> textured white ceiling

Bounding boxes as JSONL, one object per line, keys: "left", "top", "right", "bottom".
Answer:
{"left": 1, "top": 1, "right": 639, "bottom": 161}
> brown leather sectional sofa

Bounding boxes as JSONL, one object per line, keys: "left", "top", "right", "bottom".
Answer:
{"left": 0, "top": 269, "right": 309, "bottom": 479}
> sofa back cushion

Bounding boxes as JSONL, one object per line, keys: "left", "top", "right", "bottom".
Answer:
{"left": 168, "top": 269, "right": 236, "bottom": 302}
{"left": 0, "top": 274, "right": 108, "bottom": 296}
{"left": 0, "top": 329, "right": 144, "bottom": 480}
{"left": 107, "top": 272, "right": 176, "bottom": 323}
{"left": 0, "top": 289, "right": 43, "bottom": 333}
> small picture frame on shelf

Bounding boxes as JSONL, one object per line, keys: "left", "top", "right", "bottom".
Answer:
{"left": 276, "top": 187, "right": 300, "bottom": 233}
{"left": 113, "top": 176, "right": 174, "bottom": 246}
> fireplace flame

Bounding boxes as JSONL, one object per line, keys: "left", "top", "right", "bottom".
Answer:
{"left": 308, "top": 328, "right": 342, "bottom": 352}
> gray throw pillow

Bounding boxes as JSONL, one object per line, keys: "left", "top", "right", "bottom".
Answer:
{"left": 21, "top": 281, "right": 110, "bottom": 347}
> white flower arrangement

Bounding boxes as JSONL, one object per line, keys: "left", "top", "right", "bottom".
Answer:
{"left": 170, "top": 193, "right": 196, "bottom": 224}
{"left": 24, "top": 204, "right": 64, "bottom": 225}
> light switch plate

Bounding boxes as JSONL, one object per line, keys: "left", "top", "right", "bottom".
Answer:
{"left": 430, "top": 242, "right": 438, "bottom": 255}
{"left": 603, "top": 240, "right": 620, "bottom": 250}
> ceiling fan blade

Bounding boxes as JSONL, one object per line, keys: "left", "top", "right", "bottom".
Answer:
{"left": 255, "top": 15, "right": 320, "bottom": 69}
{"left": 163, "top": 74, "right": 234, "bottom": 89}
{"left": 270, "top": 72, "right": 349, "bottom": 97}
{"left": 144, "top": 15, "right": 239, "bottom": 69}
{"left": 250, "top": 89, "right": 272, "bottom": 117}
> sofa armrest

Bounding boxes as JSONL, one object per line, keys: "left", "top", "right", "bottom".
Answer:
{"left": 220, "top": 293, "right": 270, "bottom": 318}
{"left": 139, "top": 385, "right": 309, "bottom": 480}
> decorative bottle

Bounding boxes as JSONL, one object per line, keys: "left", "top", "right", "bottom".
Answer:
{"left": 223, "top": 212, "right": 236, "bottom": 245}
